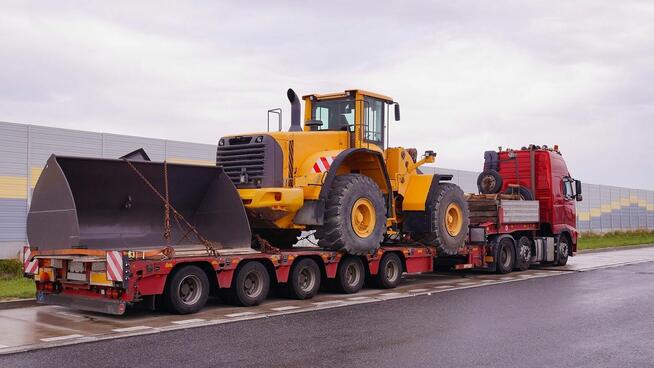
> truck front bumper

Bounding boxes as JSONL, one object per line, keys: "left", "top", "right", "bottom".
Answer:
{"left": 37, "top": 292, "right": 127, "bottom": 315}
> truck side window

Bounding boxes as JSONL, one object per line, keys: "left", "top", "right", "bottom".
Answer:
{"left": 563, "top": 178, "right": 574, "bottom": 199}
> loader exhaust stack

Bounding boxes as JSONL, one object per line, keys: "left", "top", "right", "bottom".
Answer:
{"left": 27, "top": 155, "right": 251, "bottom": 251}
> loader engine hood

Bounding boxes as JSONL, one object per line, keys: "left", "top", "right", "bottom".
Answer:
{"left": 27, "top": 155, "right": 252, "bottom": 250}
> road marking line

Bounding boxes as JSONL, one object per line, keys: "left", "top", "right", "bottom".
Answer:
{"left": 112, "top": 325, "right": 153, "bottom": 333}
{"left": 171, "top": 318, "right": 206, "bottom": 325}
{"left": 409, "top": 288, "right": 428, "bottom": 293}
{"left": 456, "top": 282, "right": 478, "bottom": 286}
{"left": 346, "top": 296, "right": 374, "bottom": 301}
{"left": 224, "top": 311, "right": 257, "bottom": 318}
{"left": 379, "top": 292, "right": 403, "bottom": 297}
{"left": 499, "top": 276, "right": 515, "bottom": 280}
{"left": 0, "top": 344, "right": 9, "bottom": 349}
{"left": 271, "top": 306, "right": 301, "bottom": 311}
{"left": 312, "top": 300, "right": 345, "bottom": 306}
{"left": 40, "top": 334, "right": 84, "bottom": 342}
{"left": 433, "top": 285, "right": 454, "bottom": 289}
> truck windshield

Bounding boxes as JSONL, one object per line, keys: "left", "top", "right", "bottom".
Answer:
{"left": 311, "top": 98, "right": 355, "bottom": 132}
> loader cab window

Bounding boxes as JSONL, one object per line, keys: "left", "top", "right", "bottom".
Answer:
{"left": 311, "top": 98, "right": 355, "bottom": 132}
{"left": 363, "top": 97, "right": 384, "bottom": 147}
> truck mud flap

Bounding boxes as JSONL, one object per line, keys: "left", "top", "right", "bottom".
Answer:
{"left": 27, "top": 155, "right": 251, "bottom": 250}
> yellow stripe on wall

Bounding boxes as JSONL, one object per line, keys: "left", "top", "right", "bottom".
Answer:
{"left": 578, "top": 212, "right": 591, "bottom": 221}
{"left": 30, "top": 167, "right": 43, "bottom": 188}
{"left": 0, "top": 176, "right": 28, "bottom": 199}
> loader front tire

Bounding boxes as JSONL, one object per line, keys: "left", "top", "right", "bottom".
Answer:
{"left": 413, "top": 183, "right": 470, "bottom": 256}
{"left": 316, "top": 174, "right": 386, "bottom": 255}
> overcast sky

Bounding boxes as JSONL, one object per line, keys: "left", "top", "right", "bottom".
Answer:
{"left": 1, "top": 1, "right": 653, "bottom": 189}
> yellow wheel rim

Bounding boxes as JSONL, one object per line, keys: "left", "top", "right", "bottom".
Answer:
{"left": 445, "top": 202, "right": 463, "bottom": 237}
{"left": 351, "top": 198, "right": 376, "bottom": 238}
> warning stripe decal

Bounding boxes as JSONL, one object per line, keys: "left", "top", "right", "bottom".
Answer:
{"left": 23, "top": 246, "right": 38, "bottom": 274}
{"left": 312, "top": 156, "right": 335, "bottom": 173}
{"left": 106, "top": 251, "right": 123, "bottom": 282}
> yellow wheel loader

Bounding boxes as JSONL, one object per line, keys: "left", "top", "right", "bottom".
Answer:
{"left": 27, "top": 88, "right": 469, "bottom": 257}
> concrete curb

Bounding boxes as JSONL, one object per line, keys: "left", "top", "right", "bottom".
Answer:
{"left": 0, "top": 298, "right": 37, "bottom": 310}
{"left": 578, "top": 243, "right": 654, "bottom": 254}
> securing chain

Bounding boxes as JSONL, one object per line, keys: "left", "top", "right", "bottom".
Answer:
{"left": 123, "top": 159, "right": 219, "bottom": 256}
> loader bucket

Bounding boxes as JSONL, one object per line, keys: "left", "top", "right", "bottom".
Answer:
{"left": 27, "top": 155, "right": 251, "bottom": 251}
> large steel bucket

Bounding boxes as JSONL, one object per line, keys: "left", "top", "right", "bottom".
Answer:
{"left": 27, "top": 155, "right": 251, "bottom": 250}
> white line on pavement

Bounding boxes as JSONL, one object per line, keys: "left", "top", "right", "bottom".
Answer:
{"left": 379, "top": 292, "right": 403, "bottom": 297}
{"left": 346, "top": 296, "right": 375, "bottom": 301}
{"left": 112, "top": 325, "right": 153, "bottom": 333}
{"left": 433, "top": 285, "right": 454, "bottom": 289}
{"left": 457, "top": 282, "right": 478, "bottom": 286}
{"left": 408, "top": 288, "right": 428, "bottom": 293}
{"left": 270, "top": 306, "right": 301, "bottom": 311}
{"left": 171, "top": 318, "right": 206, "bottom": 325}
{"left": 40, "top": 334, "right": 84, "bottom": 342}
{"left": 0, "top": 344, "right": 9, "bottom": 349}
{"left": 312, "top": 300, "right": 346, "bottom": 306}
{"left": 224, "top": 311, "right": 258, "bottom": 318}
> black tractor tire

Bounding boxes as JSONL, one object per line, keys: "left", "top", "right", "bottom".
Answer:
{"left": 504, "top": 186, "right": 534, "bottom": 200}
{"left": 163, "top": 265, "right": 210, "bottom": 314}
{"left": 332, "top": 256, "right": 365, "bottom": 294}
{"left": 413, "top": 183, "right": 470, "bottom": 256}
{"left": 372, "top": 253, "right": 403, "bottom": 289}
{"left": 477, "top": 169, "right": 503, "bottom": 194}
{"left": 255, "top": 229, "right": 301, "bottom": 249}
{"left": 554, "top": 234, "right": 570, "bottom": 266}
{"left": 514, "top": 236, "right": 532, "bottom": 271}
{"left": 496, "top": 237, "right": 516, "bottom": 274}
{"left": 316, "top": 174, "right": 386, "bottom": 255}
{"left": 286, "top": 258, "right": 321, "bottom": 300}
{"left": 227, "top": 261, "right": 270, "bottom": 307}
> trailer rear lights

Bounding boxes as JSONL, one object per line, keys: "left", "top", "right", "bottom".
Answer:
{"left": 484, "top": 256, "right": 494, "bottom": 262}
{"left": 38, "top": 267, "right": 54, "bottom": 282}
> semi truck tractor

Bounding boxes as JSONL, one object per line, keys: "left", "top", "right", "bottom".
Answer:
{"left": 23, "top": 89, "right": 581, "bottom": 315}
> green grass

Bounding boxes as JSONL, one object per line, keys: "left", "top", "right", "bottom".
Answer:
{"left": 578, "top": 230, "right": 654, "bottom": 251}
{"left": 0, "top": 277, "right": 35, "bottom": 300}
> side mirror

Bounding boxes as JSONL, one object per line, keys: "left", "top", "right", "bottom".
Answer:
{"left": 575, "top": 180, "right": 583, "bottom": 201}
{"left": 394, "top": 103, "right": 401, "bottom": 121}
{"left": 304, "top": 119, "right": 323, "bottom": 131}
{"left": 576, "top": 194, "right": 583, "bottom": 202}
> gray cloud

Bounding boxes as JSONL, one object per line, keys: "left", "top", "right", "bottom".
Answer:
{"left": 1, "top": 1, "right": 653, "bottom": 189}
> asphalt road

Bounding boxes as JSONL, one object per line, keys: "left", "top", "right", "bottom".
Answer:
{"left": 3, "top": 261, "right": 654, "bottom": 368}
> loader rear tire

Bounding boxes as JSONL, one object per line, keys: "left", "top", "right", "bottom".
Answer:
{"left": 316, "top": 174, "right": 386, "bottom": 255}
{"left": 413, "top": 183, "right": 470, "bottom": 256}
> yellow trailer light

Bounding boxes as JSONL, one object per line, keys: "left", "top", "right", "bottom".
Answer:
{"left": 90, "top": 271, "right": 113, "bottom": 287}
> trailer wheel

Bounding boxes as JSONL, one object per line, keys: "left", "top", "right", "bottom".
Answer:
{"left": 334, "top": 256, "right": 365, "bottom": 294}
{"left": 229, "top": 261, "right": 270, "bottom": 306}
{"left": 164, "top": 265, "right": 210, "bottom": 314}
{"left": 286, "top": 258, "right": 321, "bottom": 299}
{"left": 514, "top": 236, "right": 532, "bottom": 272}
{"left": 553, "top": 234, "right": 570, "bottom": 266}
{"left": 373, "top": 253, "right": 403, "bottom": 289}
{"left": 316, "top": 174, "right": 386, "bottom": 255}
{"left": 496, "top": 237, "right": 515, "bottom": 274}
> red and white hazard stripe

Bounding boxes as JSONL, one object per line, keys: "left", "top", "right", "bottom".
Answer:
{"left": 106, "top": 251, "right": 124, "bottom": 282}
{"left": 23, "top": 245, "right": 39, "bottom": 274}
{"left": 312, "top": 156, "right": 335, "bottom": 173}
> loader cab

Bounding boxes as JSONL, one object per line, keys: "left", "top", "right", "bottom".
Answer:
{"left": 302, "top": 90, "right": 397, "bottom": 151}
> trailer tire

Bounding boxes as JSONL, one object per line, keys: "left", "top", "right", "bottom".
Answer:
{"left": 554, "top": 234, "right": 570, "bottom": 266}
{"left": 229, "top": 261, "right": 270, "bottom": 307}
{"left": 514, "top": 236, "right": 532, "bottom": 272}
{"left": 477, "top": 170, "right": 503, "bottom": 194}
{"left": 316, "top": 174, "right": 386, "bottom": 255}
{"left": 333, "top": 256, "right": 365, "bottom": 294}
{"left": 413, "top": 183, "right": 470, "bottom": 256}
{"left": 164, "top": 265, "right": 210, "bottom": 314}
{"left": 496, "top": 237, "right": 515, "bottom": 274}
{"left": 286, "top": 258, "right": 321, "bottom": 299}
{"left": 372, "top": 253, "right": 403, "bottom": 289}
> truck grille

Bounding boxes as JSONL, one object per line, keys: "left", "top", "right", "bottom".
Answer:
{"left": 216, "top": 136, "right": 283, "bottom": 188}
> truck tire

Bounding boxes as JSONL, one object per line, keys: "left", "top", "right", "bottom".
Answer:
{"left": 286, "top": 258, "right": 321, "bottom": 299}
{"left": 164, "top": 265, "right": 210, "bottom": 314}
{"left": 228, "top": 261, "right": 270, "bottom": 306}
{"left": 514, "top": 236, "right": 532, "bottom": 271}
{"left": 496, "top": 237, "right": 515, "bottom": 274}
{"left": 372, "top": 253, "right": 403, "bottom": 289}
{"left": 477, "top": 170, "right": 502, "bottom": 194}
{"left": 333, "top": 256, "right": 365, "bottom": 294}
{"left": 413, "top": 183, "right": 470, "bottom": 256}
{"left": 504, "top": 186, "right": 534, "bottom": 200}
{"left": 553, "top": 234, "right": 570, "bottom": 266}
{"left": 255, "top": 229, "right": 301, "bottom": 249}
{"left": 316, "top": 174, "right": 386, "bottom": 255}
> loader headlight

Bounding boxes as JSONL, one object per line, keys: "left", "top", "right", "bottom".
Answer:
{"left": 255, "top": 136, "right": 264, "bottom": 143}
{"left": 219, "top": 138, "right": 225, "bottom": 146}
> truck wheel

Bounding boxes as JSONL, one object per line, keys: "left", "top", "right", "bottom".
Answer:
{"left": 164, "top": 265, "right": 210, "bottom": 314}
{"left": 413, "top": 183, "right": 470, "bottom": 256}
{"left": 286, "top": 258, "right": 321, "bottom": 299}
{"left": 496, "top": 237, "right": 515, "bottom": 274}
{"left": 229, "top": 261, "right": 270, "bottom": 306}
{"left": 477, "top": 170, "right": 502, "bottom": 194}
{"left": 316, "top": 174, "right": 386, "bottom": 255}
{"left": 334, "top": 256, "right": 365, "bottom": 294}
{"left": 255, "top": 229, "right": 301, "bottom": 249}
{"left": 514, "top": 236, "right": 532, "bottom": 271}
{"left": 373, "top": 253, "right": 403, "bottom": 289}
{"left": 504, "top": 186, "right": 534, "bottom": 200}
{"left": 554, "top": 234, "right": 570, "bottom": 266}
